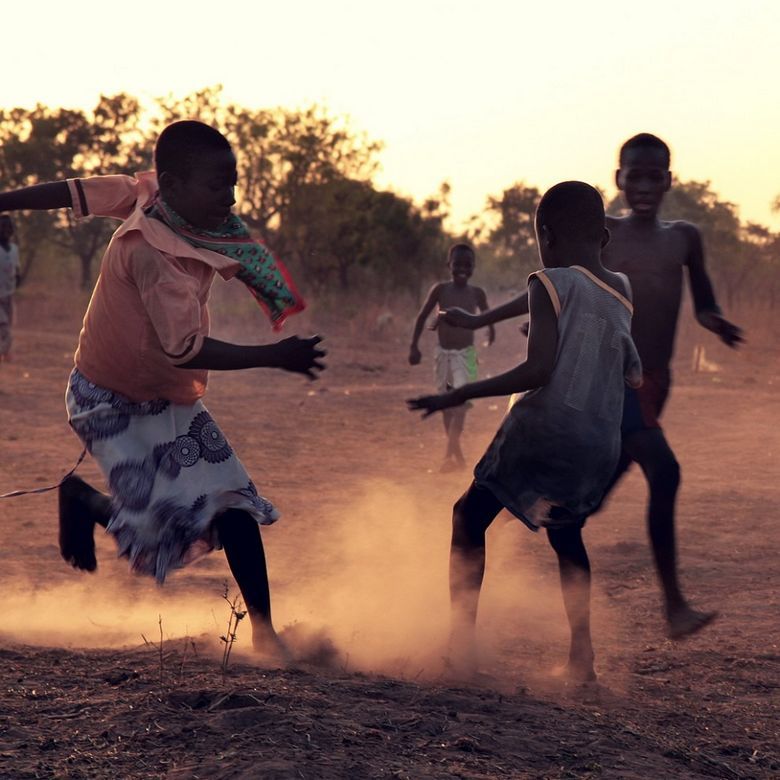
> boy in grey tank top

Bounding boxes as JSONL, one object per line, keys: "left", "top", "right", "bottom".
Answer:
{"left": 409, "top": 182, "right": 640, "bottom": 682}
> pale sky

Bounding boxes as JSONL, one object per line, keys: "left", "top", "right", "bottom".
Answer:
{"left": 2, "top": 0, "right": 779, "bottom": 230}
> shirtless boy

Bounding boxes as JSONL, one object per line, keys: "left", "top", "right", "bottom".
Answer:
{"left": 409, "top": 244, "right": 494, "bottom": 471}
{"left": 441, "top": 134, "right": 742, "bottom": 638}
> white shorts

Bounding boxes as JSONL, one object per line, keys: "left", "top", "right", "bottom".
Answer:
{"left": 434, "top": 345, "right": 478, "bottom": 394}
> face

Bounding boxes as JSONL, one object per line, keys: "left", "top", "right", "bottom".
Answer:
{"left": 616, "top": 146, "right": 671, "bottom": 217}
{"left": 160, "top": 148, "right": 238, "bottom": 230}
{"left": 449, "top": 249, "right": 475, "bottom": 286}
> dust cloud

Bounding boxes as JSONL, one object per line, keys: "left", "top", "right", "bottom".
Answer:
{"left": 0, "top": 479, "right": 571, "bottom": 680}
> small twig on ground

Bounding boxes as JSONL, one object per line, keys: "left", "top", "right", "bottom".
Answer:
{"left": 141, "top": 614, "right": 166, "bottom": 687}
{"left": 179, "top": 630, "right": 197, "bottom": 683}
{"left": 220, "top": 584, "right": 246, "bottom": 678}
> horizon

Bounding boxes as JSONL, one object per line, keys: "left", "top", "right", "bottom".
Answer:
{"left": 1, "top": 0, "right": 778, "bottom": 231}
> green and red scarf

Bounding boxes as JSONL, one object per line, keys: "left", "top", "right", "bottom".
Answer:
{"left": 148, "top": 198, "right": 304, "bottom": 330}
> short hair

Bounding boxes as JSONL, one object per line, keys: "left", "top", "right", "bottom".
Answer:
{"left": 154, "top": 120, "right": 232, "bottom": 179}
{"left": 536, "top": 181, "right": 605, "bottom": 243}
{"left": 448, "top": 243, "right": 475, "bottom": 261}
{"left": 619, "top": 133, "right": 671, "bottom": 168}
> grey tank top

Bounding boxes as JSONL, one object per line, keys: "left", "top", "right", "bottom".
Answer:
{"left": 474, "top": 265, "right": 642, "bottom": 530}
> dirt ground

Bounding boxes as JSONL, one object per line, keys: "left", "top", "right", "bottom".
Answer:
{"left": 0, "top": 281, "right": 778, "bottom": 779}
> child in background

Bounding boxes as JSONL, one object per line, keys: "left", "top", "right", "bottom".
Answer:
{"left": 0, "top": 121, "right": 325, "bottom": 658}
{"left": 0, "top": 215, "right": 21, "bottom": 362}
{"left": 409, "top": 244, "right": 494, "bottom": 471}
{"left": 409, "top": 182, "right": 641, "bottom": 681}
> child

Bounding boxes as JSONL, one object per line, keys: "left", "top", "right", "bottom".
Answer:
{"left": 0, "top": 214, "right": 21, "bottom": 362}
{"left": 0, "top": 120, "right": 325, "bottom": 657}
{"left": 408, "top": 244, "right": 494, "bottom": 471}
{"left": 409, "top": 182, "right": 642, "bottom": 681}
{"left": 439, "top": 133, "right": 743, "bottom": 641}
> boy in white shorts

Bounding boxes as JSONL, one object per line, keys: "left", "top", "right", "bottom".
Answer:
{"left": 409, "top": 244, "right": 494, "bottom": 471}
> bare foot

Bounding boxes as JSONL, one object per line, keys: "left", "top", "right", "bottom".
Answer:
{"left": 446, "top": 625, "right": 478, "bottom": 679}
{"left": 58, "top": 477, "right": 98, "bottom": 572}
{"left": 440, "top": 457, "right": 465, "bottom": 474}
{"left": 551, "top": 658, "right": 598, "bottom": 684}
{"left": 667, "top": 605, "right": 718, "bottom": 640}
{"left": 252, "top": 626, "right": 292, "bottom": 666}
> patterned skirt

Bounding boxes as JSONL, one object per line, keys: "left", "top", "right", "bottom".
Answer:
{"left": 66, "top": 369, "right": 279, "bottom": 583}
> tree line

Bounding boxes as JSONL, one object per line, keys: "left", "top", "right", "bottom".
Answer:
{"left": 1, "top": 87, "right": 777, "bottom": 309}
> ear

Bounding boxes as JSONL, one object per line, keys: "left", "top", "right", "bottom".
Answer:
{"left": 663, "top": 171, "right": 672, "bottom": 192}
{"left": 614, "top": 168, "right": 623, "bottom": 191}
{"left": 157, "top": 170, "right": 179, "bottom": 198}
{"left": 540, "top": 224, "right": 555, "bottom": 248}
{"left": 601, "top": 227, "right": 611, "bottom": 248}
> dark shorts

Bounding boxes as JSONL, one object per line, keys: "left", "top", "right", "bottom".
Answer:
{"left": 621, "top": 368, "right": 671, "bottom": 436}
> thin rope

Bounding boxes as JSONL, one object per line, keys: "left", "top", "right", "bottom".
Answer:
{"left": 0, "top": 447, "right": 87, "bottom": 498}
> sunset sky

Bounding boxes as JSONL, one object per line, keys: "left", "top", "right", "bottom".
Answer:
{"left": 2, "top": 0, "right": 778, "bottom": 230}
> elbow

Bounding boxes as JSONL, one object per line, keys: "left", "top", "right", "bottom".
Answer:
{"left": 522, "top": 362, "right": 553, "bottom": 389}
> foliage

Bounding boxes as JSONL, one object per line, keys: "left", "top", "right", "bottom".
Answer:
{"left": 1, "top": 87, "right": 777, "bottom": 307}
{"left": 0, "top": 94, "right": 150, "bottom": 287}
{"left": 466, "top": 182, "right": 542, "bottom": 287}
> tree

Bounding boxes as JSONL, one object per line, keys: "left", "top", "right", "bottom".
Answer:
{"left": 0, "top": 95, "right": 150, "bottom": 288}
{"left": 471, "top": 183, "right": 542, "bottom": 283}
{"left": 279, "top": 177, "right": 450, "bottom": 296}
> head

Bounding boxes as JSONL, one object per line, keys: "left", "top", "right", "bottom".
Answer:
{"left": 447, "top": 243, "right": 476, "bottom": 287}
{"left": 616, "top": 133, "right": 672, "bottom": 218}
{"left": 534, "top": 181, "right": 607, "bottom": 268}
{"left": 154, "top": 121, "right": 237, "bottom": 230}
{"left": 0, "top": 215, "right": 14, "bottom": 243}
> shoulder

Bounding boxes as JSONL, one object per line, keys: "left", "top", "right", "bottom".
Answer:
{"left": 124, "top": 233, "right": 166, "bottom": 274}
{"left": 667, "top": 219, "right": 702, "bottom": 242}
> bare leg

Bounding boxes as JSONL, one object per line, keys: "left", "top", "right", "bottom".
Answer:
{"left": 622, "top": 429, "right": 717, "bottom": 638}
{"left": 449, "top": 482, "right": 503, "bottom": 672}
{"left": 215, "top": 509, "right": 288, "bottom": 660}
{"left": 547, "top": 526, "right": 596, "bottom": 682}
{"left": 58, "top": 475, "right": 111, "bottom": 572}
{"left": 447, "top": 406, "right": 467, "bottom": 466}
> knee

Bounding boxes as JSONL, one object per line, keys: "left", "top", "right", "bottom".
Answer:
{"left": 451, "top": 495, "right": 484, "bottom": 548}
{"left": 215, "top": 508, "right": 256, "bottom": 542}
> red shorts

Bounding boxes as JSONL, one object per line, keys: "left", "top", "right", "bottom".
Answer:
{"left": 622, "top": 368, "right": 671, "bottom": 435}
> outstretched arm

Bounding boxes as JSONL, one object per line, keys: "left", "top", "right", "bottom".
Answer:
{"left": 683, "top": 223, "right": 744, "bottom": 347}
{"left": 408, "top": 278, "right": 556, "bottom": 415}
{"left": 0, "top": 182, "right": 72, "bottom": 212}
{"left": 179, "top": 335, "right": 326, "bottom": 380}
{"left": 439, "top": 291, "right": 529, "bottom": 330}
{"left": 476, "top": 288, "right": 496, "bottom": 345}
{"left": 409, "top": 283, "right": 442, "bottom": 365}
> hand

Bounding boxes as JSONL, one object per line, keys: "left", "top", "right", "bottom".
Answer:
{"left": 408, "top": 345, "right": 422, "bottom": 365}
{"left": 273, "top": 335, "right": 327, "bottom": 379}
{"left": 699, "top": 311, "right": 744, "bottom": 348}
{"left": 437, "top": 307, "right": 480, "bottom": 330}
{"left": 406, "top": 389, "right": 463, "bottom": 418}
